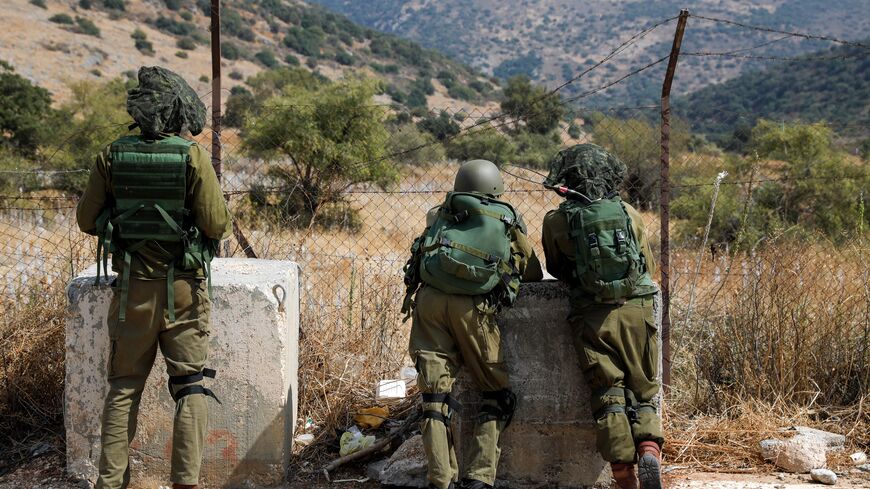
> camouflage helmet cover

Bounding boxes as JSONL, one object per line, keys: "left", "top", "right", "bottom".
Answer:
{"left": 454, "top": 159, "right": 505, "bottom": 196}
{"left": 126, "top": 66, "right": 207, "bottom": 138}
{"left": 544, "top": 143, "right": 626, "bottom": 199}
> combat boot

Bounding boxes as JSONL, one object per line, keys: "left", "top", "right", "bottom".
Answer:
{"left": 636, "top": 441, "right": 662, "bottom": 489}
{"left": 460, "top": 478, "right": 493, "bottom": 489}
{"left": 610, "top": 462, "right": 638, "bottom": 489}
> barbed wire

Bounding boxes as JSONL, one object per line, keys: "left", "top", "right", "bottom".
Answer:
{"left": 688, "top": 13, "right": 870, "bottom": 50}
{"left": 683, "top": 50, "right": 870, "bottom": 62}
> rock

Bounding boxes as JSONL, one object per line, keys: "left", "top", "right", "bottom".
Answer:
{"left": 761, "top": 439, "right": 783, "bottom": 460}
{"left": 786, "top": 426, "right": 846, "bottom": 451}
{"left": 378, "top": 434, "right": 428, "bottom": 488}
{"left": 810, "top": 468, "right": 837, "bottom": 485}
{"left": 767, "top": 436, "right": 827, "bottom": 473}
{"left": 849, "top": 451, "right": 867, "bottom": 465}
{"left": 857, "top": 463, "right": 870, "bottom": 473}
{"left": 367, "top": 458, "right": 388, "bottom": 481}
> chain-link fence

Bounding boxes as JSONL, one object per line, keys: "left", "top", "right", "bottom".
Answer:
{"left": 1, "top": 12, "right": 868, "bottom": 449}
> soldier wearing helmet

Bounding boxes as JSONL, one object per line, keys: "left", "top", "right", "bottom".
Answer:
{"left": 76, "top": 66, "right": 231, "bottom": 489}
{"left": 542, "top": 144, "right": 663, "bottom": 489}
{"left": 402, "top": 159, "right": 542, "bottom": 489}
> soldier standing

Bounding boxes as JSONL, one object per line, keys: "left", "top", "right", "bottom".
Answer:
{"left": 541, "top": 145, "right": 664, "bottom": 489}
{"left": 76, "top": 66, "right": 232, "bottom": 489}
{"left": 402, "top": 159, "right": 543, "bottom": 489}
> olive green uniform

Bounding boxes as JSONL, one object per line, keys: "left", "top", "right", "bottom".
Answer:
{"left": 409, "top": 208, "right": 542, "bottom": 489}
{"left": 77, "top": 140, "right": 232, "bottom": 488}
{"left": 542, "top": 203, "right": 664, "bottom": 464}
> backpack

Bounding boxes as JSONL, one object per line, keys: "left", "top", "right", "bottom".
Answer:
{"left": 418, "top": 192, "right": 518, "bottom": 296}
{"left": 561, "top": 196, "right": 654, "bottom": 302}
{"left": 94, "top": 135, "right": 218, "bottom": 322}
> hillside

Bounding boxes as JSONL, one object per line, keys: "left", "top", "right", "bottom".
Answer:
{"left": 0, "top": 0, "right": 498, "bottom": 112}
{"left": 679, "top": 43, "right": 870, "bottom": 144}
{"left": 308, "top": 0, "right": 870, "bottom": 105}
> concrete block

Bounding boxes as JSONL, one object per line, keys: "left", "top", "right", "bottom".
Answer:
{"left": 65, "top": 259, "right": 300, "bottom": 487}
{"left": 454, "top": 281, "right": 663, "bottom": 488}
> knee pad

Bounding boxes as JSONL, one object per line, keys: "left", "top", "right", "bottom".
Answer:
{"left": 168, "top": 368, "right": 220, "bottom": 404}
{"left": 478, "top": 389, "right": 517, "bottom": 427}
{"left": 421, "top": 392, "right": 462, "bottom": 425}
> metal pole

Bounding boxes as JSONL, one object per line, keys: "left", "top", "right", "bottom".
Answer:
{"left": 210, "top": 0, "right": 222, "bottom": 181}
{"left": 660, "top": 9, "right": 689, "bottom": 392}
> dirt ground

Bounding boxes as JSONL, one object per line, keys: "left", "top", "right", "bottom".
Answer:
{"left": 3, "top": 453, "right": 870, "bottom": 489}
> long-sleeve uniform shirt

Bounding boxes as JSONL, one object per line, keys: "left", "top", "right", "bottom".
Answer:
{"left": 76, "top": 139, "right": 232, "bottom": 280}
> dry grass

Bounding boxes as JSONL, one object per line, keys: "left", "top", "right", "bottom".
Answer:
{"left": 0, "top": 286, "right": 67, "bottom": 466}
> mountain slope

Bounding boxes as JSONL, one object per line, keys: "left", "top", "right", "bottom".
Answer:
{"left": 0, "top": 0, "right": 497, "bottom": 111}
{"left": 680, "top": 43, "right": 869, "bottom": 142}
{"left": 308, "top": 0, "right": 870, "bottom": 104}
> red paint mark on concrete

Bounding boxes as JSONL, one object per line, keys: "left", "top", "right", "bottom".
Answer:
{"left": 207, "top": 429, "right": 239, "bottom": 463}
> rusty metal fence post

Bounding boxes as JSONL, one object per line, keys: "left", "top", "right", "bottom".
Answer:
{"left": 660, "top": 9, "right": 689, "bottom": 391}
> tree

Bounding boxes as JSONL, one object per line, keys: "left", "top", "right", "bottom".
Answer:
{"left": 500, "top": 75, "right": 564, "bottom": 135}
{"left": 241, "top": 77, "right": 396, "bottom": 228}
{"left": 49, "top": 79, "right": 132, "bottom": 192}
{"left": 0, "top": 61, "right": 53, "bottom": 157}
{"left": 417, "top": 111, "right": 460, "bottom": 142}
{"left": 446, "top": 128, "right": 516, "bottom": 164}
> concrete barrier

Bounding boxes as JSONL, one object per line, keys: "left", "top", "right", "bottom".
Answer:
{"left": 454, "top": 281, "right": 662, "bottom": 489}
{"left": 65, "top": 259, "right": 300, "bottom": 487}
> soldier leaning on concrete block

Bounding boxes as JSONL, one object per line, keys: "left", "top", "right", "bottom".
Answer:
{"left": 542, "top": 144, "right": 664, "bottom": 489}
{"left": 401, "top": 160, "right": 543, "bottom": 489}
{"left": 76, "top": 66, "right": 232, "bottom": 489}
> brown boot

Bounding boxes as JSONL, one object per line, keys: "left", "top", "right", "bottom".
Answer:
{"left": 172, "top": 485, "right": 198, "bottom": 489}
{"left": 611, "top": 462, "right": 638, "bottom": 489}
{"left": 637, "top": 441, "right": 662, "bottom": 489}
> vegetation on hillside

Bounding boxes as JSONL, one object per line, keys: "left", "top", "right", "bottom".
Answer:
{"left": 680, "top": 43, "right": 870, "bottom": 147}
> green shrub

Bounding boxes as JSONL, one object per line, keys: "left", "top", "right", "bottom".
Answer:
{"left": 164, "top": 0, "right": 182, "bottom": 11}
{"left": 334, "top": 50, "right": 354, "bottom": 66}
{"left": 102, "top": 0, "right": 125, "bottom": 11}
{"left": 131, "top": 29, "right": 154, "bottom": 55}
{"left": 224, "top": 86, "right": 254, "bottom": 128}
{"left": 0, "top": 61, "right": 54, "bottom": 157}
{"left": 285, "top": 54, "right": 300, "bottom": 66}
{"left": 30, "top": 0, "right": 47, "bottom": 9}
{"left": 229, "top": 71, "right": 243, "bottom": 81}
{"left": 447, "top": 84, "right": 475, "bottom": 101}
{"left": 154, "top": 16, "right": 195, "bottom": 36}
{"left": 49, "top": 14, "right": 75, "bottom": 25}
{"left": 305, "top": 57, "right": 317, "bottom": 69}
{"left": 255, "top": 50, "right": 278, "bottom": 68}
{"left": 176, "top": 37, "right": 196, "bottom": 50}
{"left": 74, "top": 17, "right": 101, "bottom": 37}
{"left": 406, "top": 88, "right": 427, "bottom": 109}
{"left": 387, "top": 123, "right": 446, "bottom": 165}
{"left": 284, "top": 26, "right": 324, "bottom": 57}
{"left": 511, "top": 131, "right": 561, "bottom": 169}
{"left": 417, "top": 111, "right": 460, "bottom": 142}
{"left": 222, "top": 42, "right": 241, "bottom": 60}
{"left": 180, "top": 11, "right": 193, "bottom": 21}
{"left": 199, "top": 75, "right": 210, "bottom": 83}
{"left": 447, "top": 128, "right": 516, "bottom": 164}
{"left": 175, "top": 51, "right": 188, "bottom": 58}
{"left": 78, "top": 0, "right": 92, "bottom": 8}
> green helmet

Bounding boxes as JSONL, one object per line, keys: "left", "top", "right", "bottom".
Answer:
{"left": 126, "top": 66, "right": 207, "bottom": 138}
{"left": 454, "top": 159, "right": 504, "bottom": 196}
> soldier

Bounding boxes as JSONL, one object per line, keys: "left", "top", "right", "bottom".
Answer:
{"left": 76, "top": 66, "right": 232, "bottom": 489}
{"left": 541, "top": 145, "right": 663, "bottom": 489}
{"left": 402, "top": 160, "right": 543, "bottom": 489}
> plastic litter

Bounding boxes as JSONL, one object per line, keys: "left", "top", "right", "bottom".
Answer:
{"left": 339, "top": 425, "right": 376, "bottom": 457}
{"left": 295, "top": 433, "right": 315, "bottom": 446}
{"left": 376, "top": 379, "right": 407, "bottom": 400}
{"left": 354, "top": 406, "right": 390, "bottom": 429}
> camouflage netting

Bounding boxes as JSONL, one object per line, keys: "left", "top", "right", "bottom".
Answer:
{"left": 126, "top": 66, "right": 207, "bottom": 138}
{"left": 544, "top": 143, "right": 627, "bottom": 200}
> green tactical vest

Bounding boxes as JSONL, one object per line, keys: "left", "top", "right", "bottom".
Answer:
{"left": 94, "top": 135, "right": 217, "bottom": 322}
{"left": 419, "top": 192, "right": 518, "bottom": 296}
{"left": 561, "top": 196, "right": 657, "bottom": 302}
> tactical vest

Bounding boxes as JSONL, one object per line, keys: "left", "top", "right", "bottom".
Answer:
{"left": 94, "top": 135, "right": 217, "bottom": 322}
{"left": 418, "top": 192, "right": 518, "bottom": 296}
{"left": 561, "top": 196, "right": 657, "bottom": 302}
